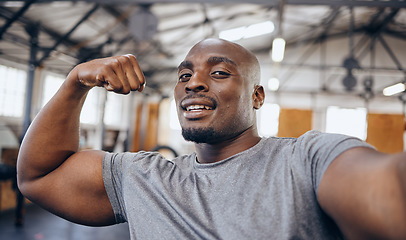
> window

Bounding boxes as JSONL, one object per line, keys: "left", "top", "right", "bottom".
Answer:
{"left": 104, "top": 91, "right": 124, "bottom": 126}
{"left": 170, "top": 99, "right": 181, "bottom": 130}
{"left": 42, "top": 74, "right": 64, "bottom": 107}
{"left": 0, "top": 65, "right": 27, "bottom": 117}
{"left": 42, "top": 73, "right": 101, "bottom": 125}
{"left": 258, "top": 103, "right": 280, "bottom": 137}
{"left": 325, "top": 106, "right": 367, "bottom": 140}
{"left": 80, "top": 88, "right": 100, "bottom": 125}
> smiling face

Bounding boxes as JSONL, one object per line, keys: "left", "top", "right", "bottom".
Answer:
{"left": 174, "top": 38, "right": 263, "bottom": 144}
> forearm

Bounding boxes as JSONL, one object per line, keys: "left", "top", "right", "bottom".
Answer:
{"left": 319, "top": 148, "right": 406, "bottom": 240}
{"left": 398, "top": 152, "right": 406, "bottom": 192}
{"left": 17, "top": 69, "right": 90, "bottom": 187}
{"left": 396, "top": 152, "right": 406, "bottom": 228}
{"left": 371, "top": 152, "right": 406, "bottom": 239}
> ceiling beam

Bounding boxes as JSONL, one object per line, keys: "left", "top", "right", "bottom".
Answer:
{"left": 0, "top": 0, "right": 36, "bottom": 40}
{"left": 37, "top": 3, "right": 100, "bottom": 65}
{"left": 383, "top": 29, "right": 406, "bottom": 41}
{"left": 277, "top": 6, "right": 343, "bottom": 90}
{"left": 377, "top": 34, "right": 404, "bottom": 72}
{"left": 0, "top": 6, "right": 79, "bottom": 47}
{"left": 2, "top": 0, "right": 406, "bottom": 8}
{"left": 365, "top": 8, "right": 400, "bottom": 35}
{"left": 286, "top": 0, "right": 406, "bottom": 7}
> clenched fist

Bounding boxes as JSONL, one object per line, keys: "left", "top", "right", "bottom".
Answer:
{"left": 69, "top": 54, "right": 145, "bottom": 94}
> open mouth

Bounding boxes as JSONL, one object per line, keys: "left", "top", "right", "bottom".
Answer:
{"left": 180, "top": 95, "right": 217, "bottom": 111}
{"left": 186, "top": 105, "right": 213, "bottom": 111}
{"left": 180, "top": 95, "right": 217, "bottom": 119}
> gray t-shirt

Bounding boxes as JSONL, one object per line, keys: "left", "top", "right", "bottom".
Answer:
{"left": 103, "top": 130, "right": 372, "bottom": 239}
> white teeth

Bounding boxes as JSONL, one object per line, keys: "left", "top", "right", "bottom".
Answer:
{"left": 186, "top": 105, "right": 213, "bottom": 111}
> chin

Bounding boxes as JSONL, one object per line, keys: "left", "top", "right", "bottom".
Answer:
{"left": 181, "top": 127, "right": 221, "bottom": 144}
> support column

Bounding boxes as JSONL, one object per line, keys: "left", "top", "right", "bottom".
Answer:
{"left": 20, "top": 23, "right": 39, "bottom": 142}
{"left": 16, "top": 23, "right": 39, "bottom": 227}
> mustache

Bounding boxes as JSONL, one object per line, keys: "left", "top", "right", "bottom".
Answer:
{"left": 179, "top": 93, "right": 218, "bottom": 107}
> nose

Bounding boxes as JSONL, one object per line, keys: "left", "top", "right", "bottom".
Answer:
{"left": 185, "top": 73, "right": 209, "bottom": 92}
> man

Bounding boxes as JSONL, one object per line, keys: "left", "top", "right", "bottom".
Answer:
{"left": 17, "top": 38, "right": 406, "bottom": 239}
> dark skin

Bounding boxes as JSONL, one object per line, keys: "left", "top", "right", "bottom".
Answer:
{"left": 174, "top": 39, "right": 264, "bottom": 163}
{"left": 17, "top": 39, "right": 406, "bottom": 239}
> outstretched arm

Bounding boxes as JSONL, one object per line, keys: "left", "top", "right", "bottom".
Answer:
{"left": 318, "top": 147, "right": 406, "bottom": 239}
{"left": 17, "top": 54, "right": 145, "bottom": 226}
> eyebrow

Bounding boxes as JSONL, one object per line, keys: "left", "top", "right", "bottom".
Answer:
{"left": 177, "top": 56, "right": 237, "bottom": 72}
{"left": 177, "top": 61, "right": 193, "bottom": 71}
{"left": 207, "top": 56, "right": 237, "bottom": 67}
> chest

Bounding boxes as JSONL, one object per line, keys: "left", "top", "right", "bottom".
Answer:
{"left": 123, "top": 158, "right": 322, "bottom": 239}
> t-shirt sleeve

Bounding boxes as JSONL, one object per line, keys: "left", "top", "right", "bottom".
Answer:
{"left": 103, "top": 152, "right": 129, "bottom": 223}
{"left": 297, "top": 130, "right": 375, "bottom": 194}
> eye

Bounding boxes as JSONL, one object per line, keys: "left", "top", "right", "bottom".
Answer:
{"left": 178, "top": 73, "right": 191, "bottom": 82}
{"left": 211, "top": 71, "right": 231, "bottom": 79}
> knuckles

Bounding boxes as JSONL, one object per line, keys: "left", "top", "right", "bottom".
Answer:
{"left": 93, "top": 55, "right": 134, "bottom": 69}
{"left": 75, "top": 54, "right": 143, "bottom": 94}
{"left": 107, "top": 58, "right": 121, "bottom": 69}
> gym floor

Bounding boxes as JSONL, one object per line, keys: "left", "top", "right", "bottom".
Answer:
{"left": 0, "top": 204, "right": 130, "bottom": 240}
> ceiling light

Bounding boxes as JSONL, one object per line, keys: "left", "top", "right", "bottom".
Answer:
{"left": 268, "top": 77, "right": 280, "bottom": 91}
{"left": 244, "top": 21, "right": 275, "bottom": 39}
{"left": 383, "top": 83, "right": 405, "bottom": 96}
{"left": 1, "top": 1, "right": 24, "bottom": 7}
{"left": 219, "top": 21, "right": 274, "bottom": 42}
{"left": 219, "top": 26, "right": 246, "bottom": 41}
{"left": 271, "top": 38, "right": 286, "bottom": 62}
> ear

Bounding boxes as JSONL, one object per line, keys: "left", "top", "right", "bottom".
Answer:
{"left": 252, "top": 85, "right": 265, "bottom": 109}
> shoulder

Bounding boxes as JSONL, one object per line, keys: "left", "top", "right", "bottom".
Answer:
{"left": 258, "top": 130, "right": 371, "bottom": 157}
{"left": 297, "top": 130, "right": 353, "bottom": 142}
{"left": 103, "top": 151, "right": 196, "bottom": 172}
{"left": 296, "top": 130, "right": 373, "bottom": 155}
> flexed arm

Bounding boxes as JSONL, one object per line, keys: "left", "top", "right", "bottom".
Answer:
{"left": 17, "top": 54, "right": 145, "bottom": 226}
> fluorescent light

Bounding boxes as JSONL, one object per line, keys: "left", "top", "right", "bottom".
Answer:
{"left": 219, "top": 26, "right": 246, "bottom": 42}
{"left": 219, "top": 21, "right": 274, "bottom": 41}
{"left": 268, "top": 77, "right": 280, "bottom": 91}
{"left": 1, "top": 1, "right": 24, "bottom": 7}
{"left": 271, "top": 38, "right": 286, "bottom": 62}
{"left": 383, "top": 83, "right": 405, "bottom": 96}
{"left": 244, "top": 21, "right": 275, "bottom": 39}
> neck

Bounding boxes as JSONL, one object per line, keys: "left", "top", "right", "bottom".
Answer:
{"left": 194, "top": 126, "right": 261, "bottom": 164}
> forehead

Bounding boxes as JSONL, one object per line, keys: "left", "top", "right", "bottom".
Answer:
{"left": 182, "top": 39, "right": 248, "bottom": 67}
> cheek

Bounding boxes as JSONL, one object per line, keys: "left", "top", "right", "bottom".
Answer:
{"left": 174, "top": 84, "right": 183, "bottom": 100}
{"left": 236, "top": 93, "right": 255, "bottom": 117}
{"left": 220, "top": 86, "right": 249, "bottom": 107}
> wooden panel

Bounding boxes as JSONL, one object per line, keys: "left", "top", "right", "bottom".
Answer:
{"left": 0, "top": 148, "right": 20, "bottom": 212}
{"left": 366, "top": 113, "right": 404, "bottom": 153}
{"left": 277, "top": 108, "right": 312, "bottom": 138}
{"left": 0, "top": 180, "right": 16, "bottom": 212}
{"left": 131, "top": 102, "right": 143, "bottom": 152}
{"left": 131, "top": 102, "right": 160, "bottom": 152}
{"left": 144, "top": 103, "right": 160, "bottom": 151}
{"left": 1, "top": 148, "right": 19, "bottom": 166}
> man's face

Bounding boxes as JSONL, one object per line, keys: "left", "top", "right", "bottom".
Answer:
{"left": 174, "top": 39, "right": 256, "bottom": 144}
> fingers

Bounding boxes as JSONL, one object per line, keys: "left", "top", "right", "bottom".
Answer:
{"left": 116, "top": 54, "right": 146, "bottom": 93}
{"left": 76, "top": 54, "right": 146, "bottom": 95}
{"left": 107, "top": 58, "right": 131, "bottom": 94}
{"left": 126, "top": 54, "right": 146, "bottom": 92}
